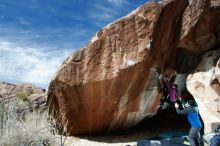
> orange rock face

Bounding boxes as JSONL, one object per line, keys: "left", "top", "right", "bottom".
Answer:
{"left": 48, "top": 1, "right": 163, "bottom": 135}
{"left": 178, "top": 0, "right": 220, "bottom": 55}
{"left": 47, "top": 0, "right": 220, "bottom": 135}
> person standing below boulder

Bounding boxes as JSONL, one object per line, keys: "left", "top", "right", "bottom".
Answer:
{"left": 175, "top": 99, "right": 202, "bottom": 146}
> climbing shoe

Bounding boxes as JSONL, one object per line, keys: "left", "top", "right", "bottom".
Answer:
{"left": 182, "top": 136, "right": 190, "bottom": 145}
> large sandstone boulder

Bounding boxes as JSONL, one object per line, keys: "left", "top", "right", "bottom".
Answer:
{"left": 176, "top": 0, "right": 220, "bottom": 133}
{"left": 187, "top": 50, "right": 220, "bottom": 133}
{"left": 178, "top": 0, "right": 220, "bottom": 55}
{"left": 48, "top": 0, "right": 220, "bottom": 135}
{"left": 48, "top": 0, "right": 188, "bottom": 135}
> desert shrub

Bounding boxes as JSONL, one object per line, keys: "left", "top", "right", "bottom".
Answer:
{"left": 0, "top": 102, "right": 68, "bottom": 146}
{"left": 16, "top": 92, "right": 29, "bottom": 102}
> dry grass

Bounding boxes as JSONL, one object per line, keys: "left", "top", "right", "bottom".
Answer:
{"left": 0, "top": 103, "right": 67, "bottom": 146}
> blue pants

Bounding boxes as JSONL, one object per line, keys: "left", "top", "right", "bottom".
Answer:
{"left": 211, "top": 135, "right": 220, "bottom": 146}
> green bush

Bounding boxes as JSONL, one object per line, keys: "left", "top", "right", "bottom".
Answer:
{"left": 16, "top": 92, "right": 29, "bottom": 102}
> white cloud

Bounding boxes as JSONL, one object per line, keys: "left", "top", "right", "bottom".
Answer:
{"left": 89, "top": 4, "right": 119, "bottom": 22}
{"left": 107, "top": 0, "right": 128, "bottom": 6}
{"left": 18, "top": 17, "right": 31, "bottom": 25}
{"left": 0, "top": 40, "right": 72, "bottom": 88}
{"left": 0, "top": 4, "right": 6, "bottom": 8}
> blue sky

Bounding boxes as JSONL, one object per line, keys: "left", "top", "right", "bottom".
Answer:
{"left": 0, "top": 0, "right": 148, "bottom": 88}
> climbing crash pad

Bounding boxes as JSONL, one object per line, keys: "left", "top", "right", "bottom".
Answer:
{"left": 137, "top": 137, "right": 188, "bottom": 146}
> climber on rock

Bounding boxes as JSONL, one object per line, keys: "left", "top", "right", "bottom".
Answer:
{"left": 167, "top": 83, "right": 178, "bottom": 103}
{"left": 158, "top": 68, "right": 177, "bottom": 109}
{"left": 175, "top": 98, "right": 202, "bottom": 146}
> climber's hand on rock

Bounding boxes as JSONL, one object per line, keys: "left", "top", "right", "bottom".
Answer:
{"left": 175, "top": 103, "right": 179, "bottom": 108}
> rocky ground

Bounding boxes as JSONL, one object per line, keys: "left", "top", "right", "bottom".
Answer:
{"left": 0, "top": 81, "right": 47, "bottom": 115}
{"left": 0, "top": 82, "right": 50, "bottom": 146}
